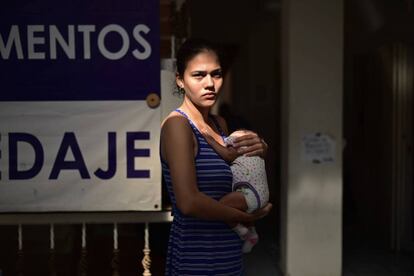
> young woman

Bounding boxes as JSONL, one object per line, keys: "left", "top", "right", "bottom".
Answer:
{"left": 160, "top": 38, "right": 272, "bottom": 275}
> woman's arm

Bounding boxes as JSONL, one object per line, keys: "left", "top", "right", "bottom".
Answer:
{"left": 161, "top": 115, "right": 271, "bottom": 223}
{"left": 200, "top": 128, "right": 239, "bottom": 163}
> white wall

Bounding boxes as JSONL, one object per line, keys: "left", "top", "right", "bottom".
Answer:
{"left": 161, "top": 59, "right": 183, "bottom": 121}
{"left": 280, "top": 1, "right": 344, "bottom": 275}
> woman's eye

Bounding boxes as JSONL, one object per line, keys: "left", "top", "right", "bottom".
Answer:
{"left": 192, "top": 72, "right": 206, "bottom": 79}
{"left": 210, "top": 69, "right": 223, "bottom": 78}
{"left": 211, "top": 72, "right": 222, "bottom": 78}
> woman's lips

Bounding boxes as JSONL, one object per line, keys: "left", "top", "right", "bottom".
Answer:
{"left": 202, "top": 92, "right": 216, "bottom": 99}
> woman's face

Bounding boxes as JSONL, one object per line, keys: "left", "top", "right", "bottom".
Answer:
{"left": 177, "top": 51, "right": 223, "bottom": 108}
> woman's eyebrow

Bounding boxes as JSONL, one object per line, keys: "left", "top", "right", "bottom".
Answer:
{"left": 191, "top": 68, "right": 222, "bottom": 74}
{"left": 191, "top": 70, "right": 207, "bottom": 74}
{"left": 191, "top": 71, "right": 208, "bottom": 76}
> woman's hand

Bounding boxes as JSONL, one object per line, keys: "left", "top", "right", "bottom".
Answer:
{"left": 226, "top": 202, "right": 272, "bottom": 224}
{"left": 247, "top": 203, "right": 273, "bottom": 222}
{"left": 231, "top": 130, "right": 268, "bottom": 158}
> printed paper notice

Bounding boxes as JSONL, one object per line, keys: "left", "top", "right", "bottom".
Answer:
{"left": 301, "top": 133, "right": 336, "bottom": 164}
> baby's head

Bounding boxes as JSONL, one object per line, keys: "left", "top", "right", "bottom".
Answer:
{"left": 229, "top": 129, "right": 248, "bottom": 138}
{"left": 225, "top": 129, "right": 249, "bottom": 147}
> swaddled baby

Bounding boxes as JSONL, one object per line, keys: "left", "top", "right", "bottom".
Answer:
{"left": 224, "top": 131, "right": 269, "bottom": 213}
{"left": 204, "top": 129, "right": 269, "bottom": 253}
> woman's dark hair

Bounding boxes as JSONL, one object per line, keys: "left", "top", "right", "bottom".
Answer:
{"left": 176, "top": 38, "right": 222, "bottom": 79}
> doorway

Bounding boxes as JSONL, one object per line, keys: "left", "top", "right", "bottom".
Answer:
{"left": 343, "top": 1, "right": 414, "bottom": 273}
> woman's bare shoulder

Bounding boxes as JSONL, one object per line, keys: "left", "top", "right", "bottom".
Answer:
{"left": 161, "top": 111, "right": 192, "bottom": 136}
{"left": 160, "top": 111, "right": 195, "bottom": 161}
{"left": 162, "top": 111, "right": 186, "bottom": 127}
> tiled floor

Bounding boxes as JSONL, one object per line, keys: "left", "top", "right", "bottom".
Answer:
{"left": 243, "top": 218, "right": 282, "bottom": 276}
{"left": 343, "top": 248, "right": 414, "bottom": 276}
{"left": 242, "top": 221, "right": 414, "bottom": 276}
{"left": 244, "top": 234, "right": 281, "bottom": 276}
{"left": 245, "top": 244, "right": 414, "bottom": 276}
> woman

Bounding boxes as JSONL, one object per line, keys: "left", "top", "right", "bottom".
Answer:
{"left": 160, "top": 38, "right": 272, "bottom": 275}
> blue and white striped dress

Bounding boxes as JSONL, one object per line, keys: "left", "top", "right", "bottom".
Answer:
{"left": 161, "top": 109, "right": 243, "bottom": 276}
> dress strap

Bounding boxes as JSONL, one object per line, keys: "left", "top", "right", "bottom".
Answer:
{"left": 174, "top": 109, "right": 200, "bottom": 134}
{"left": 174, "top": 108, "right": 189, "bottom": 119}
{"left": 175, "top": 109, "right": 226, "bottom": 139}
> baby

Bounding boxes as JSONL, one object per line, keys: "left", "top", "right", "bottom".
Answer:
{"left": 203, "top": 129, "right": 269, "bottom": 253}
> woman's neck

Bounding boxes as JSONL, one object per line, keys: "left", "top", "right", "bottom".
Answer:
{"left": 180, "top": 97, "right": 210, "bottom": 123}
{"left": 179, "top": 96, "right": 224, "bottom": 145}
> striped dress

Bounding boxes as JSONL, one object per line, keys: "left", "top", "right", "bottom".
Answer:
{"left": 161, "top": 109, "right": 243, "bottom": 276}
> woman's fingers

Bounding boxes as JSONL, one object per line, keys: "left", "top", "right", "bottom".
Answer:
{"left": 231, "top": 130, "right": 268, "bottom": 158}
{"left": 251, "top": 203, "right": 272, "bottom": 220}
{"left": 237, "top": 143, "right": 263, "bottom": 156}
{"left": 232, "top": 132, "right": 260, "bottom": 148}
{"left": 234, "top": 137, "right": 266, "bottom": 157}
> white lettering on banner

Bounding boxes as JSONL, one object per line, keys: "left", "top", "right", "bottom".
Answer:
{"left": 27, "top": 25, "right": 45, "bottom": 60}
{"left": 50, "top": 25, "right": 75, "bottom": 59}
{"left": 0, "top": 25, "right": 23, "bottom": 59}
{"left": 78, "top": 25, "right": 96, "bottom": 59}
{"left": 98, "top": 24, "right": 130, "bottom": 60}
{"left": 0, "top": 24, "right": 152, "bottom": 60}
{"left": 132, "top": 24, "right": 151, "bottom": 60}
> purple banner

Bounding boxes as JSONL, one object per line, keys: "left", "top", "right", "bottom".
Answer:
{"left": 0, "top": 0, "right": 160, "bottom": 101}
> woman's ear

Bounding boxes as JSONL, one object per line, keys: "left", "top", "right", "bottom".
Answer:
{"left": 176, "top": 74, "right": 184, "bottom": 89}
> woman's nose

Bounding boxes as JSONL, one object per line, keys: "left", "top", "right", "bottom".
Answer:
{"left": 205, "top": 74, "right": 214, "bottom": 87}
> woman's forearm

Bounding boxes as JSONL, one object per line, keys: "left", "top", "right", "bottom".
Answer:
{"left": 203, "top": 133, "right": 238, "bottom": 162}
{"left": 177, "top": 191, "right": 252, "bottom": 223}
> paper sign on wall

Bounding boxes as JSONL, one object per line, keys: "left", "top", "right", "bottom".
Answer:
{"left": 301, "top": 133, "right": 336, "bottom": 164}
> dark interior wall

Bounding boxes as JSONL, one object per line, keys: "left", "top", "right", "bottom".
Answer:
{"left": 343, "top": 49, "right": 393, "bottom": 248}
{"left": 189, "top": 0, "right": 281, "bottom": 235}
{"left": 344, "top": 0, "right": 414, "bottom": 250}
